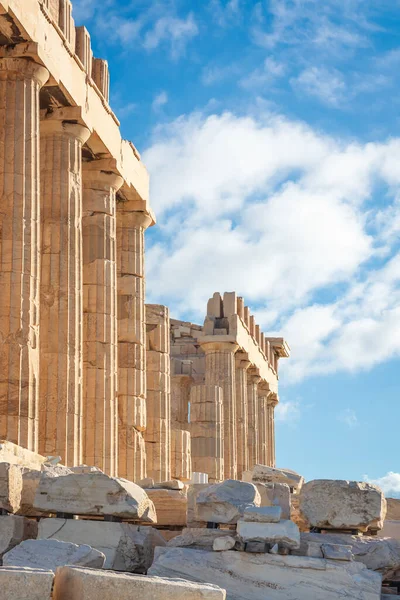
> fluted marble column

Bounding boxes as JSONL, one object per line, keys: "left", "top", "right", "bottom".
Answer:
{"left": 0, "top": 58, "right": 48, "bottom": 451}
{"left": 190, "top": 384, "right": 223, "bottom": 482}
{"left": 247, "top": 368, "right": 261, "bottom": 470}
{"left": 117, "top": 210, "right": 152, "bottom": 480}
{"left": 200, "top": 341, "right": 239, "bottom": 479}
{"left": 82, "top": 160, "right": 123, "bottom": 476}
{"left": 267, "top": 393, "right": 278, "bottom": 467}
{"left": 235, "top": 352, "right": 251, "bottom": 479}
{"left": 39, "top": 113, "right": 90, "bottom": 465}
{"left": 258, "top": 383, "right": 269, "bottom": 466}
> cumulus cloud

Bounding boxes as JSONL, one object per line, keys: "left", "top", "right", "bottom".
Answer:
{"left": 291, "top": 66, "right": 347, "bottom": 107}
{"left": 143, "top": 14, "right": 198, "bottom": 58}
{"left": 143, "top": 108, "right": 400, "bottom": 381}
{"left": 365, "top": 472, "right": 400, "bottom": 498}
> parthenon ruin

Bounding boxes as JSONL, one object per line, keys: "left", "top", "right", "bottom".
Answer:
{"left": 0, "top": 0, "right": 289, "bottom": 485}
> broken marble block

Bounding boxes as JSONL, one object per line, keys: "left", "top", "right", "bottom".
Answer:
{"left": 0, "top": 566, "right": 54, "bottom": 600}
{"left": 149, "top": 546, "right": 382, "bottom": 600}
{"left": 34, "top": 471, "right": 156, "bottom": 522}
{"left": 321, "top": 543, "right": 353, "bottom": 561}
{"left": 243, "top": 465, "right": 304, "bottom": 493}
{"left": 237, "top": 519, "right": 300, "bottom": 550}
{"left": 300, "top": 480, "right": 387, "bottom": 532}
{"left": 17, "top": 465, "right": 72, "bottom": 517}
{"left": 196, "top": 480, "right": 260, "bottom": 524}
{"left": 0, "top": 441, "right": 47, "bottom": 471}
{"left": 0, "top": 463, "right": 23, "bottom": 513}
{"left": 0, "top": 515, "right": 38, "bottom": 558}
{"left": 213, "top": 536, "right": 236, "bottom": 552}
{"left": 52, "top": 565, "right": 227, "bottom": 600}
{"left": 154, "top": 480, "right": 185, "bottom": 490}
{"left": 243, "top": 506, "right": 281, "bottom": 523}
{"left": 255, "top": 482, "right": 291, "bottom": 520}
{"left": 145, "top": 488, "right": 187, "bottom": 526}
{"left": 3, "top": 539, "right": 105, "bottom": 572}
{"left": 38, "top": 518, "right": 165, "bottom": 573}
{"left": 168, "top": 528, "right": 237, "bottom": 551}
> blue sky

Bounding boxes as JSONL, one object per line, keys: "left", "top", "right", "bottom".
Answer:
{"left": 74, "top": 0, "right": 400, "bottom": 495}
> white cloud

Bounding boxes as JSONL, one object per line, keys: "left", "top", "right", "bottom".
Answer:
{"left": 241, "top": 57, "right": 285, "bottom": 89}
{"left": 143, "top": 109, "right": 400, "bottom": 380}
{"left": 152, "top": 91, "right": 168, "bottom": 112}
{"left": 275, "top": 401, "right": 301, "bottom": 423}
{"left": 337, "top": 408, "right": 358, "bottom": 429}
{"left": 143, "top": 14, "right": 198, "bottom": 58}
{"left": 291, "top": 67, "right": 347, "bottom": 107}
{"left": 209, "top": 0, "right": 241, "bottom": 27}
{"left": 364, "top": 472, "right": 400, "bottom": 498}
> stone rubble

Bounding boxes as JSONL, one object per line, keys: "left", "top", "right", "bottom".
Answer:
{"left": 3, "top": 538, "right": 106, "bottom": 572}
{"left": 52, "top": 565, "right": 227, "bottom": 600}
{"left": 243, "top": 464, "right": 304, "bottom": 492}
{"left": 299, "top": 480, "right": 387, "bottom": 533}
{"left": 195, "top": 480, "right": 261, "bottom": 524}
{"left": 213, "top": 537, "right": 236, "bottom": 552}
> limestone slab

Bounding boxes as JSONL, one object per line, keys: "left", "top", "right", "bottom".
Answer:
{"left": 0, "top": 515, "right": 37, "bottom": 558}
{"left": 196, "top": 480, "right": 260, "bottom": 524}
{"left": 300, "top": 480, "right": 386, "bottom": 532}
{"left": 52, "top": 566, "right": 226, "bottom": 599}
{"left": 0, "top": 463, "right": 22, "bottom": 513}
{"left": 243, "top": 506, "right": 281, "bottom": 523}
{"left": 34, "top": 471, "right": 156, "bottom": 521}
{"left": 149, "top": 547, "right": 382, "bottom": 600}
{"left": 321, "top": 543, "right": 353, "bottom": 561}
{"left": 237, "top": 519, "right": 300, "bottom": 549}
{"left": 0, "top": 566, "right": 53, "bottom": 600}
{"left": 3, "top": 539, "right": 105, "bottom": 572}
{"left": 146, "top": 488, "right": 187, "bottom": 526}
{"left": 168, "top": 528, "right": 237, "bottom": 551}
{"left": 38, "top": 518, "right": 165, "bottom": 573}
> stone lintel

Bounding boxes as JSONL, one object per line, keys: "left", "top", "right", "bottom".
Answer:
{"left": 266, "top": 337, "right": 291, "bottom": 358}
{"left": 83, "top": 158, "right": 124, "bottom": 191}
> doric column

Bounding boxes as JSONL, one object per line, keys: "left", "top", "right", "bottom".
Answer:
{"left": 81, "top": 159, "right": 123, "bottom": 476}
{"left": 247, "top": 368, "right": 261, "bottom": 470}
{"left": 267, "top": 393, "right": 279, "bottom": 467}
{"left": 190, "top": 384, "right": 223, "bottom": 482}
{"left": 117, "top": 210, "right": 152, "bottom": 480}
{"left": 200, "top": 341, "right": 239, "bottom": 479}
{"left": 258, "top": 382, "right": 270, "bottom": 466}
{"left": 39, "top": 112, "right": 90, "bottom": 465}
{"left": 0, "top": 58, "right": 48, "bottom": 451}
{"left": 235, "top": 352, "right": 251, "bottom": 479}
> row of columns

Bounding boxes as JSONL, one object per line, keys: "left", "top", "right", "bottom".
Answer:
{"left": 0, "top": 56, "right": 151, "bottom": 476}
{"left": 199, "top": 341, "right": 278, "bottom": 481}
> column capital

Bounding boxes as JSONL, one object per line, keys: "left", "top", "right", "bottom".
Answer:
{"left": 200, "top": 340, "right": 239, "bottom": 354}
{"left": 248, "top": 366, "right": 261, "bottom": 385}
{"left": 0, "top": 57, "right": 49, "bottom": 87}
{"left": 258, "top": 381, "right": 270, "bottom": 396}
{"left": 235, "top": 351, "right": 251, "bottom": 370}
{"left": 117, "top": 208, "right": 153, "bottom": 230}
{"left": 83, "top": 158, "right": 124, "bottom": 192}
{"left": 267, "top": 392, "right": 279, "bottom": 407}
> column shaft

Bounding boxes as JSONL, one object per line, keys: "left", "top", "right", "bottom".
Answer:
{"left": 39, "top": 116, "right": 90, "bottom": 464}
{"left": 0, "top": 58, "right": 48, "bottom": 450}
{"left": 247, "top": 370, "right": 261, "bottom": 470}
{"left": 235, "top": 353, "right": 250, "bottom": 479}
{"left": 82, "top": 161, "right": 123, "bottom": 476}
{"left": 117, "top": 211, "right": 152, "bottom": 480}
{"left": 258, "top": 388, "right": 269, "bottom": 465}
{"left": 202, "top": 341, "right": 238, "bottom": 479}
{"left": 190, "top": 384, "right": 223, "bottom": 482}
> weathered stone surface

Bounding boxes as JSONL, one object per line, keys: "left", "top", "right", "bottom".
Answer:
{"left": 137, "top": 478, "right": 155, "bottom": 489}
{"left": 196, "top": 480, "right": 260, "bottom": 524}
{"left": 168, "top": 528, "right": 237, "bottom": 551}
{"left": 154, "top": 480, "right": 184, "bottom": 490}
{"left": 213, "top": 536, "right": 236, "bottom": 552}
{"left": 3, "top": 539, "right": 105, "bottom": 572}
{"left": 0, "top": 442, "right": 47, "bottom": 471}
{"left": 256, "top": 482, "right": 291, "bottom": 520}
{"left": 237, "top": 519, "right": 300, "bottom": 549}
{"left": 146, "top": 488, "right": 187, "bottom": 526}
{"left": 302, "top": 532, "right": 400, "bottom": 579}
{"left": 321, "top": 543, "right": 353, "bottom": 561}
{"left": 38, "top": 518, "right": 165, "bottom": 573}
{"left": 300, "top": 480, "right": 386, "bottom": 532}
{"left": 17, "top": 465, "right": 71, "bottom": 517}
{"left": 0, "top": 566, "right": 53, "bottom": 600}
{"left": 0, "top": 463, "right": 22, "bottom": 513}
{"left": 149, "top": 547, "right": 382, "bottom": 599}
{"left": 187, "top": 483, "right": 210, "bottom": 527}
{"left": 243, "top": 506, "right": 281, "bottom": 523}
{"left": 53, "top": 565, "right": 227, "bottom": 599}
{"left": 34, "top": 471, "right": 156, "bottom": 521}
{"left": 386, "top": 498, "right": 400, "bottom": 521}
{"left": 0, "top": 515, "right": 37, "bottom": 558}
{"left": 243, "top": 464, "right": 304, "bottom": 492}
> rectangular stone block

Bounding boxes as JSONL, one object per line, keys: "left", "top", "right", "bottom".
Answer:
{"left": 0, "top": 442, "right": 46, "bottom": 470}
{"left": 255, "top": 483, "right": 291, "bottom": 520}
{"left": 145, "top": 489, "right": 187, "bottom": 526}
{"left": 237, "top": 519, "right": 300, "bottom": 550}
{"left": 244, "top": 506, "right": 282, "bottom": 523}
{"left": 0, "top": 463, "right": 23, "bottom": 513}
{"left": 53, "top": 566, "right": 226, "bottom": 599}
{"left": 171, "top": 429, "right": 192, "bottom": 482}
{"left": 0, "top": 566, "right": 53, "bottom": 600}
{"left": 0, "top": 515, "right": 38, "bottom": 557}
